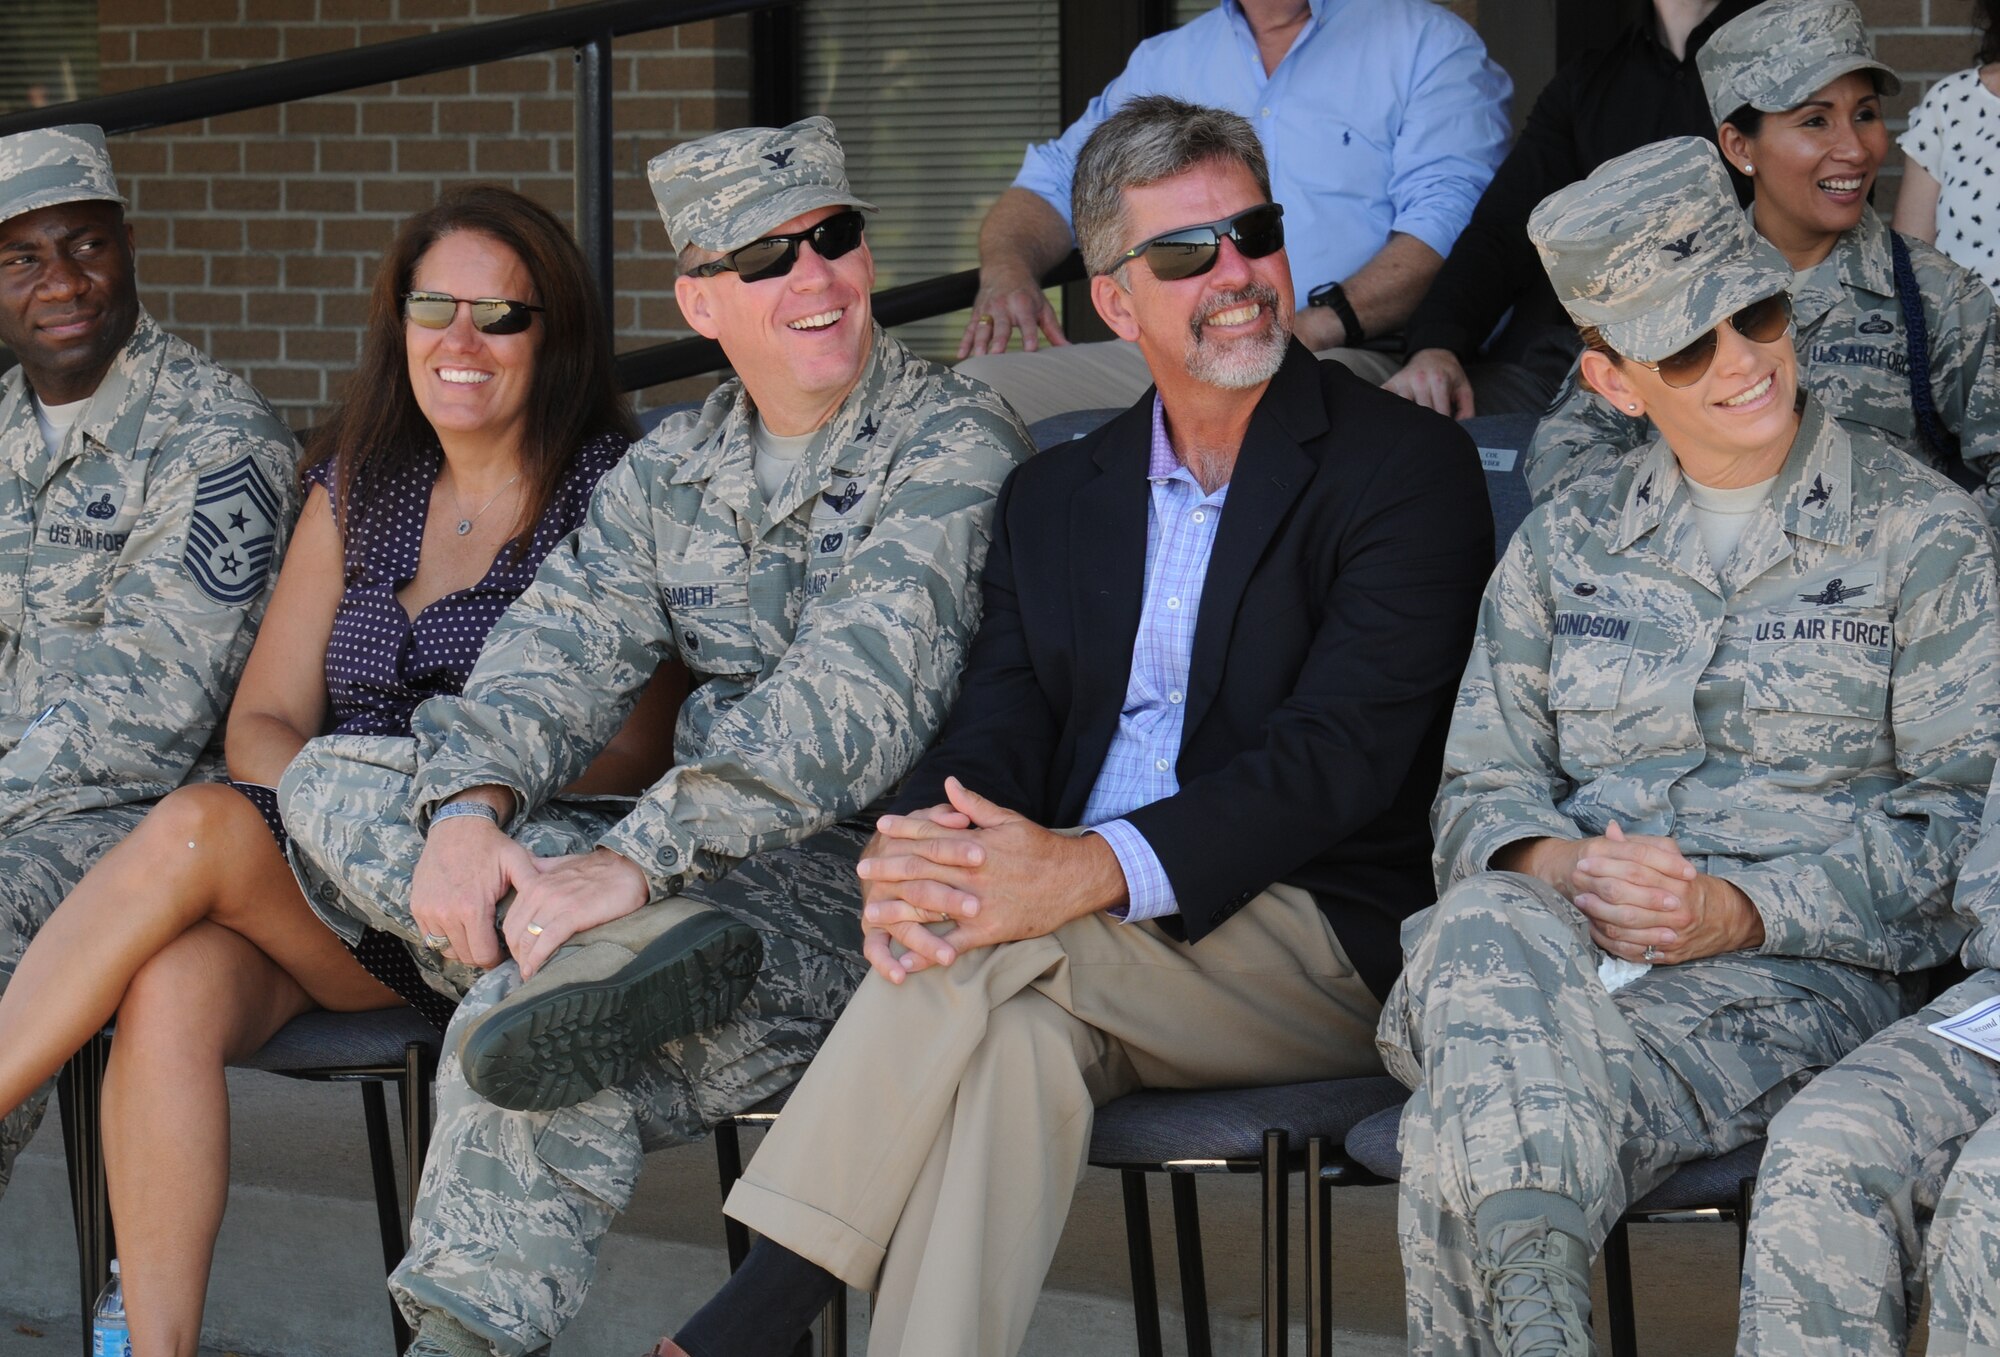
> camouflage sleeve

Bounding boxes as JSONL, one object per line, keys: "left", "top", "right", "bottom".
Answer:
{"left": 408, "top": 446, "right": 676, "bottom": 831}
{"left": 1923, "top": 262, "right": 2000, "bottom": 529}
{"left": 1430, "top": 511, "right": 1585, "bottom": 893}
{"left": 1947, "top": 775, "right": 2000, "bottom": 974}
{"left": 0, "top": 420, "right": 298, "bottom": 834}
{"left": 1521, "top": 357, "right": 1652, "bottom": 505}
{"left": 1717, "top": 496, "right": 2000, "bottom": 971}
{"left": 592, "top": 405, "right": 1028, "bottom": 895}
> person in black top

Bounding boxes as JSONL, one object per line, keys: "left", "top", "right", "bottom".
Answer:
{"left": 1384, "top": 0, "right": 1758, "bottom": 419}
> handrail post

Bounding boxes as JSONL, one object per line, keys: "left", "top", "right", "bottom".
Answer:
{"left": 574, "top": 31, "right": 615, "bottom": 319}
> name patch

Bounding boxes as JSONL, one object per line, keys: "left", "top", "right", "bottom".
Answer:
{"left": 1553, "top": 613, "right": 1632, "bottom": 641}
{"left": 664, "top": 584, "right": 718, "bottom": 610}
{"left": 1754, "top": 616, "right": 1891, "bottom": 647}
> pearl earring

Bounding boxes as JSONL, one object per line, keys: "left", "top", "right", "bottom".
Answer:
{"left": 1627, "top": 404, "right": 1640, "bottom": 412}
{"left": 1742, "top": 163, "right": 1754, "bottom": 174}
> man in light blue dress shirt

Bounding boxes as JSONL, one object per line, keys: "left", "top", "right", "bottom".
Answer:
{"left": 956, "top": 0, "right": 1512, "bottom": 425}
{"left": 646, "top": 96, "right": 1491, "bottom": 1357}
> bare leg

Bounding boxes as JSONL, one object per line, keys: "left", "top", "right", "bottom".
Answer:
{"left": 106, "top": 922, "right": 334, "bottom": 1357}
{"left": 0, "top": 782, "right": 399, "bottom": 1114}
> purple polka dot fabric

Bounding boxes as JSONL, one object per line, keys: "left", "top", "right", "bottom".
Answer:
{"left": 307, "top": 431, "right": 627, "bottom": 735}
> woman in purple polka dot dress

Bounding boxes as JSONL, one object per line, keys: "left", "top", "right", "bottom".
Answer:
{"left": 0, "top": 185, "right": 679, "bottom": 1346}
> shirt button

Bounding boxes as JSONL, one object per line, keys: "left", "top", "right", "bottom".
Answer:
{"left": 1155, "top": 758, "right": 1170, "bottom": 771}
{"left": 1191, "top": 511, "right": 1206, "bottom": 524}
{"left": 1169, "top": 691, "right": 1183, "bottom": 704}
{"left": 660, "top": 846, "right": 679, "bottom": 866}
{"left": 1260, "top": 107, "right": 1272, "bottom": 118}
{"left": 1167, "top": 597, "right": 1181, "bottom": 610}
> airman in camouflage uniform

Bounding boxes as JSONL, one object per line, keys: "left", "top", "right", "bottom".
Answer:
{"left": 1523, "top": 2, "right": 2000, "bottom": 524}
{"left": 1738, "top": 789, "right": 2000, "bottom": 1356}
{"left": 0, "top": 125, "right": 298, "bottom": 1194}
{"left": 277, "top": 116, "right": 1033, "bottom": 1357}
{"left": 1378, "top": 136, "right": 2000, "bottom": 1356}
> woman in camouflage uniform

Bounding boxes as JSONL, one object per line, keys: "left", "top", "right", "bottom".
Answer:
{"left": 1379, "top": 135, "right": 2000, "bottom": 1357}
{"left": 1525, "top": 0, "right": 2000, "bottom": 526}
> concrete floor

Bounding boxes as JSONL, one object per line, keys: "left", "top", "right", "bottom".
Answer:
{"left": 0, "top": 1067, "right": 1766, "bottom": 1356}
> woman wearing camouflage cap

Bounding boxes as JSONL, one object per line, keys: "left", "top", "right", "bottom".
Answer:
{"left": 1525, "top": 0, "right": 2000, "bottom": 529}
{"left": 1377, "top": 135, "right": 2000, "bottom": 1357}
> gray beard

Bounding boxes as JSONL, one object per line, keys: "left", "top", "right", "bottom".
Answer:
{"left": 1183, "top": 284, "right": 1289, "bottom": 389}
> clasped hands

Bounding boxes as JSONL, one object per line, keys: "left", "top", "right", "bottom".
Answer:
{"left": 854, "top": 776, "right": 1126, "bottom": 983}
{"left": 410, "top": 809, "right": 648, "bottom": 980}
{"left": 1499, "top": 822, "right": 1766, "bottom": 965}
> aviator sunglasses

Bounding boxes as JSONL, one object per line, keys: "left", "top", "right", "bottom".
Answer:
{"left": 1632, "top": 293, "right": 1794, "bottom": 388}
{"left": 403, "top": 292, "right": 544, "bottom": 335}
{"left": 1115, "top": 202, "right": 1286, "bottom": 281}
{"left": 687, "top": 209, "right": 868, "bottom": 283}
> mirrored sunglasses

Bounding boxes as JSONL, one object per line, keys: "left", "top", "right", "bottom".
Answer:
{"left": 686, "top": 209, "right": 868, "bottom": 283}
{"left": 1115, "top": 202, "right": 1286, "bottom": 282}
{"left": 403, "top": 292, "right": 544, "bottom": 335}
{"left": 1635, "top": 293, "right": 1794, "bottom": 388}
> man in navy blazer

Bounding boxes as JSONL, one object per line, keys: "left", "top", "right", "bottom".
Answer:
{"left": 647, "top": 95, "right": 1492, "bottom": 1357}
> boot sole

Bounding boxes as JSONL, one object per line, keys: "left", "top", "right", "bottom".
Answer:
{"left": 459, "top": 913, "right": 763, "bottom": 1112}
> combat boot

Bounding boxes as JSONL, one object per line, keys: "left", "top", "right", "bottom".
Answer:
{"left": 1474, "top": 1192, "right": 1597, "bottom": 1357}
{"left": 458, "top": 899, "right": 761, "bottom": 1111}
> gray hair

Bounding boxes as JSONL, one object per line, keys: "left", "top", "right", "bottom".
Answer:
{"left": 1072, "top": 95, "right": 1273, "bottom": 278}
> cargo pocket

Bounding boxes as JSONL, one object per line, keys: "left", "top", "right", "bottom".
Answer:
{"left": 534, "top": 1099, "right": 645, "bottom": 1213}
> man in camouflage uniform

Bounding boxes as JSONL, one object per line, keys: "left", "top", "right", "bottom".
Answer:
{"left": 1378, "top": 137, "right": 2000, "bottom": 1356}
{"left": 0, "top": 124, "right": 297, "bottom": 1196}
{"left": 1522, "top": 1, "right": 2000, "bottom": 524}
{"left": 1738, "top": 781, "right": 2000, "bottom": 1357}
{"left": 277, "top": 116, "right": 1032, "bottom": 1357}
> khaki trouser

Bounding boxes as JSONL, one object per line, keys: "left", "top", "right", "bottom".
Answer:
{"left": 724, "top": 882, "right": 1384, "bottom": 1357}
{"left": 957, "top": 339, "right": 1401, "bottom": 427}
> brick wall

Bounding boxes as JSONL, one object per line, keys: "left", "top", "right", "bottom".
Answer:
{"left": 1864, "top": 0, "right": 1985, "bottom": 199}
{"left": 98, "top": 0, "right": 749, "bottom": 428}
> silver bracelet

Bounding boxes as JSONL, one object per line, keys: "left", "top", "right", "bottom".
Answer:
{"left": 429, "top": 800, "right": 501, "bottom": 834}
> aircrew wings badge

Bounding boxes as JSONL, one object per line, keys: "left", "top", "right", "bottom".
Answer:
{"left": 185, "top": 454, "right": 282, "bottom": 605}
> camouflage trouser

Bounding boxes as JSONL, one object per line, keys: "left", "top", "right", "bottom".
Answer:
{"left": 1738, "top": 968, "right": 2000, "bottom": 1357}
{"left": 278, "top": 733, "right": 632, "bottom": 1002}
{"left": 0, "top": 803, "right": 148, "bottom": 1194}
{"left": 1376, "top": 872, "right": 1905, "bottom": 1357}
{"left": 386, "top": 823, "right": 869, "bottom": 1357}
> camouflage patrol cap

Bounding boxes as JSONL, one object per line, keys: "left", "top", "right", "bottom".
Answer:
{"left": 647, "top": 115, "right": 877, "bottom": 256}
{"left": 0, "top": 124, "right": 125, "bottom": 228}
{"left": 1529, "top": 136, "right": 1791, "bottom": 363}
{"left": 1697, "top": 0, "right": 1900, "bottom": 131}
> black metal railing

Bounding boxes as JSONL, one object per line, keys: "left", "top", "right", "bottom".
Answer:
{"left": 0, "top": 0, "right": 1085, "bottom": 391}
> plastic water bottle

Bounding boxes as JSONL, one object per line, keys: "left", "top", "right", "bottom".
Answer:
{"left": 91, "top": 1259, "right": 131, "bottom": 1357}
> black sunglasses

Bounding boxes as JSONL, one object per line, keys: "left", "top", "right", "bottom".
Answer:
{"left": 1114, "top": 202, "right": 1286, "bottom": 281}
{"left": 687, "top": 209, "right": 868, "bottom": 283}
{"left": 403, "top": 292, "right": 544, "bottom": 335}
{"left": 1633, "top": 293, "right": 1794, "bottom": 388}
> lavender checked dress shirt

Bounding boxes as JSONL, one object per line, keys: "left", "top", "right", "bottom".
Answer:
{"left": 1083, "top": 397, "right": 1229, "bottom": 922}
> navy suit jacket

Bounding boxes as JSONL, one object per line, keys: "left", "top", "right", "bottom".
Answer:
{"left": 893, "top": 343, "right": 1492, "bottom": 999}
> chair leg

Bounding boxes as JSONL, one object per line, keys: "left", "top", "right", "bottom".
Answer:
{"left": 400, "top": 1040, "right": 433, "bottom": 1225}
{"left": 58, "top": 1032, "right": 113, "bottom": 1357}
{"left": 1736, "top": 1174, "right": 1756, "bottom": 1264}
{"left": 1170, "top": 1173, "right": 1213, "bottom": 1357}
{"left": 1119, "top": 1170, "right": 1165, "bottom": 1357}
{"left": 714, "top": 1119, "right": 753, "bottom": 1271}
{"left": 818, "top": 1286, "right": 847, "bottom": 1357}
{"left": 1602, "top": 1217, "right": 1638, "bottom": 1357}
{"left": 361, "top": 1080, "right": 414, "bottom": 1354}
{"left": 1305, "top": 1136, "right": 1330, "bottom": 1357}
{"left": 1262, "top": 1129, "right": 1288, "bottom": 1357}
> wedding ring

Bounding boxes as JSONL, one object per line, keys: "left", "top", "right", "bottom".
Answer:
{"left": 422, "top": 933, "right": 450, "bottom": 950}
{"left": 1642, "top": 945, "right": 1660, "bottom": 962}
{"left": 977, "top": 314, "right": 994, "bottom": 325}
{"left": 525, "top": 923, "right": 545, "bottom": 937}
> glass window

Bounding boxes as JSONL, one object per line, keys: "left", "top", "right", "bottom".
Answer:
{"left": 0, "top": 0, "right": 99, "bottom": 116}
{"left": 801, "top": 0, "right": 1061, "bottom": 360}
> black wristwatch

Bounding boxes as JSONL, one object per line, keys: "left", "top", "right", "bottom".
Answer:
{"left": 1307, "top": 280, "right": 1365, "bottom": 348}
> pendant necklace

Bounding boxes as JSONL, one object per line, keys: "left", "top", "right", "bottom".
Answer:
{"left": 454, "top": 471, "right": 521, "bottom": 536}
